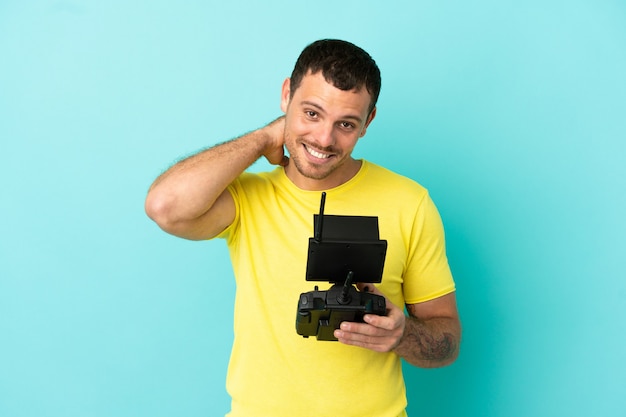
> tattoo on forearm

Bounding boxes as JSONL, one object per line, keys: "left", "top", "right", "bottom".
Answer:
{"left": 414, "top": 330, "right": 456, "bottom": 361}
{"left": 398, "top": 320, "right": 458, "bottom": 363}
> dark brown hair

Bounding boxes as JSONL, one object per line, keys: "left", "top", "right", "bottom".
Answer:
{"left": 289, "top": 39, "right": 381, "bottom": 114}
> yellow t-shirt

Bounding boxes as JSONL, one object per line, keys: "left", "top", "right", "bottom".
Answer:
{"left": 218, "top": 161, "right": 455, "bottom": 417}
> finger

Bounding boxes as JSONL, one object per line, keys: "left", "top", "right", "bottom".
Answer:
{"left": 356, "top": 285, "right": 404, "bottom": 318}
{"left": 340, "top": 320, "right": 382, "bottom": 336}
{"left": 363, "top": 313, "right": 396, "bottom": 330}
{"left": 355, "top": 283, "right": 389, "bottom": 317}
{"left": 334, "top": 327, "right": 393, "bottom": 352}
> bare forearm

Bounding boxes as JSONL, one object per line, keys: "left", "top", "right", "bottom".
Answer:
{"left": 145, "top": 117, "right": 285, "bottom": 237}
{"left": 393, "top": 316, "right": 461, "bottom": 368}
{"left": 149, "top": 132, "right": 264, "bottom": 214}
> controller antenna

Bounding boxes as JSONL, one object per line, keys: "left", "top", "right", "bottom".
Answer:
{"left": 338, "top": 270, "right": 354, "bottom": 305}
{"left": 314, "top": 192, "right": 326, "bottom": 243}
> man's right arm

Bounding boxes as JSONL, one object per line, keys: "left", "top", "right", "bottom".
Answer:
{"left": 145, "top": 117, "right": 287, "bottom": 240}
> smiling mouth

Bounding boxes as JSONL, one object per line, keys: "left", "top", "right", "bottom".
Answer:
{"left": 304, "top": 144, "right": 331, "bottom": 159}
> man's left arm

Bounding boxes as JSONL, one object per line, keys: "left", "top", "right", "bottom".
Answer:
{"left": 334, "top": 289, "right": 461, "bottom": 368}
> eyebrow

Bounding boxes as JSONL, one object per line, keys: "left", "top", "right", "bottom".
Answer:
{"left": 300, "top": 100, "right": 364, "bottom": 124}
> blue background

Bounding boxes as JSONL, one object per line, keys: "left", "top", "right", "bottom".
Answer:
{"left": 1, "top": 1, "right": 625, "bottom": 416}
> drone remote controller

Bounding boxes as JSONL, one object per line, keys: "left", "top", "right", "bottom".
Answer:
{"left": 295, "top": 193, "right": 388, "bottom": 341}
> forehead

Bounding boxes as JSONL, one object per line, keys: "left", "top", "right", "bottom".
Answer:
{"left": 292, "top": 72, "right": 372, "bottom": 118}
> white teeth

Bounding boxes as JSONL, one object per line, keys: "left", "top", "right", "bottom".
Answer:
{"left": 305, "top": 145, "right": 330, "bottom": 159}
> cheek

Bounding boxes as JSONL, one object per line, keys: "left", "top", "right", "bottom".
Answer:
{"left": 283, "top": 130, "right": 300, "bottom": 155}
{"left": 338, "top": 135, "right": 360, "bottom": 151}
{"left": 285, "top": 117, "right": 310, "bottom": 141}
{"left": 289, "top": 115, "right": 308, "bottom": 133}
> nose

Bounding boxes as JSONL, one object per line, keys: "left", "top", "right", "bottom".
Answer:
{"left": 313, "top": 122, "right": 335, "bottom": 149}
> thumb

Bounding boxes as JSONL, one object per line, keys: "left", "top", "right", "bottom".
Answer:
{"left": 356, "top": 283, "right": 402, "bottom": 309}
{"left": 357, "top": 283, "right": 403, "bottom": 319}
{"left": 356, "top": 282, "right": 384, "bottom": 297}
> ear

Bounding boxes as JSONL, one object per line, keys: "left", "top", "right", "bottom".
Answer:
{"left": 280, "top": 78, "right": 291, "bottom": 113}
{"left": 359, "top": 106, "right": 377, "bottom": 138}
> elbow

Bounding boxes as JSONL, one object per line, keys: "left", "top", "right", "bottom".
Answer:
{"left": 144, "top": 190, "right": 215, "bottom": 241}
{"left": 144, "top": 185, "right": 232, "bottom": 241}
{"left": 145, "top": 190, "right": 177, "bottom": 233}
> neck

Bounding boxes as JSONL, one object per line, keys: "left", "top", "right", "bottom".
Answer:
{"left": 285, "top": 159, "right": 362, "bottom": 191}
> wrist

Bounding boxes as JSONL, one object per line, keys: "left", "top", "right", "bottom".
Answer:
{"left": 391, "top": 315, "right": 410, "bottom": 353}
{"left": 264, "top": 115, "right": 285, "bottom": 143}
{"left": 258, "top": 116, "right": 287, "bottom": 165}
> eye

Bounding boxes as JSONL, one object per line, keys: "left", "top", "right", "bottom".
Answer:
{"left": 339, "top": 121, "right": 356, "bottom": 130}
{"left": 305, "top": 110, "right": 318, "bottom": 119}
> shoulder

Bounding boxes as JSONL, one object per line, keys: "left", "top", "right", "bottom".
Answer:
{"left": 219, "top": 168, "right": 286, "bottom": 240}
{"left": 361, "top": 161, "right": 429, "bottom": 200}
{"left": 230, "top": 168, "right": 285, "bottom": 195}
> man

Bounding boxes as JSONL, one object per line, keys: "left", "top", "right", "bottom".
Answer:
{"left": 145, "top": 39, "right": 461, "bottom": 417}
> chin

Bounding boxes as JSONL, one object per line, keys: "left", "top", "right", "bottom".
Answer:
{"left": 292, "top": 158, "right": 335, "bottom": 181}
